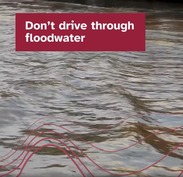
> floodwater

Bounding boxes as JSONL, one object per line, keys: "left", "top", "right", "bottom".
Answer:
{"left": 0, "top": 0, "right": 183, "bottom": 177}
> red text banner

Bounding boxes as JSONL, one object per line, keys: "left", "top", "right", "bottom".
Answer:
{"left": 16, "top": 13, "right": 145, "bottom": 51}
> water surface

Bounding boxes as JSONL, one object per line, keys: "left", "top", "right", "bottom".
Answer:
{"left": 0, "top": 0, "right": 183, "bottom": 177}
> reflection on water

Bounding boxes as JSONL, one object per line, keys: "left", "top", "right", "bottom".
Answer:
{"left": 0, "top": 0, "right": 183, "bottom": 177}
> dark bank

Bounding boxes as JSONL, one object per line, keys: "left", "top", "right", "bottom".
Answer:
{"left": 45, "top": 0, "right": 182, "bottom": 7}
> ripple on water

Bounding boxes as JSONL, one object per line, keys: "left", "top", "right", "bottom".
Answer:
{"left": 0, "top": 1, "right": 183, "bottom": 177}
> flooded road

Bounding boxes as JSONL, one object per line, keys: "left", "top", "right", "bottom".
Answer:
{"left": 0, "top": 0, "right": 183, "bottom": 177}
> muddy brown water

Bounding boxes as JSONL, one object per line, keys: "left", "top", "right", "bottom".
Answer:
{"left": 0, "top": 0, "right": 183, "bottom": 177}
